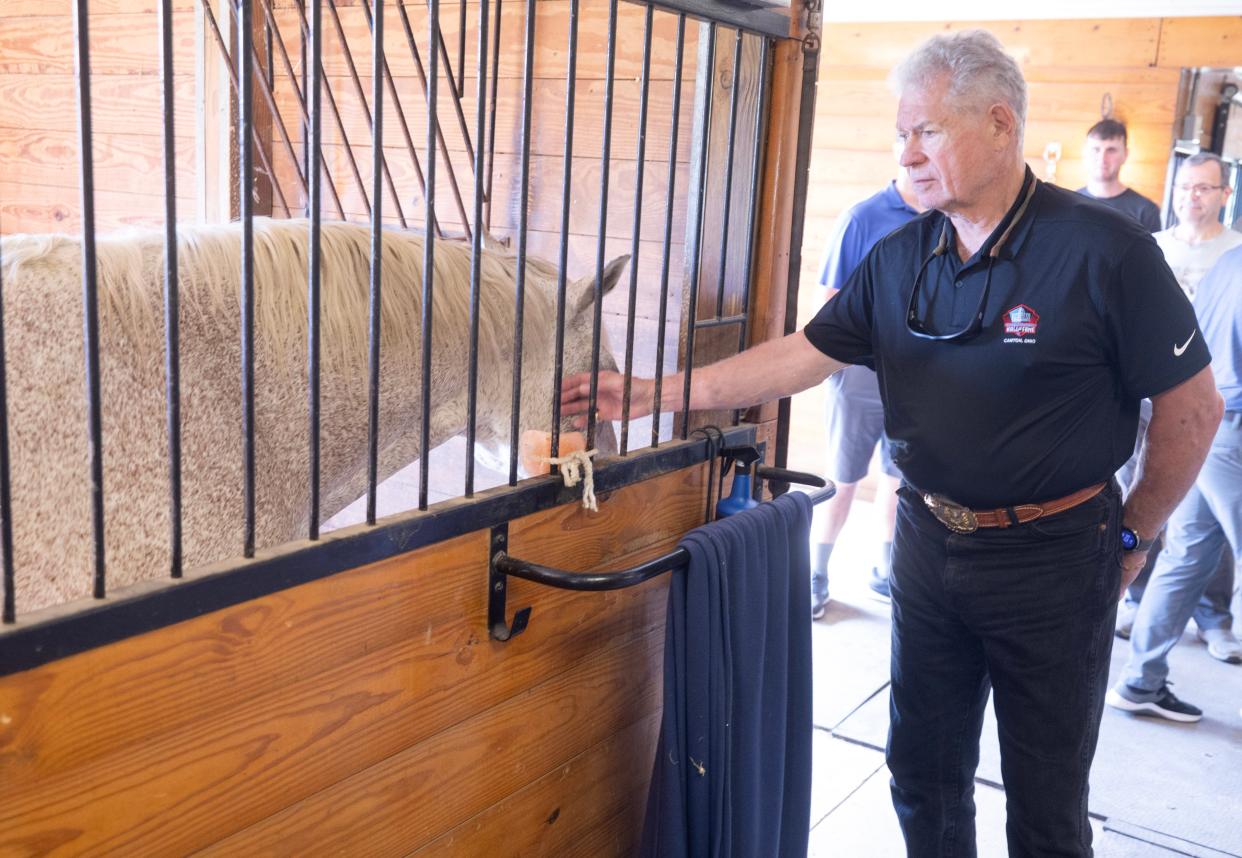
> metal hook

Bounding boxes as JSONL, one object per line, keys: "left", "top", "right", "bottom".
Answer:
{"left": 488, "top": 525, "right": 531, "bottom": 641}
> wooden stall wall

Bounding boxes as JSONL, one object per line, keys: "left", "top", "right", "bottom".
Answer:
{"left": 786, "top": 15, "right": 1242, "bottom": 478}
{"left": 0, "top": 459, "right": 709, "bottom": 855}
{"left": 0, "top": 0, "right": 203, "bottom": 235}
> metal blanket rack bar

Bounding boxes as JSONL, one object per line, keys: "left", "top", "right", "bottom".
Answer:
{"left": 488, "top": 483, "right": 836, "bottom": 641}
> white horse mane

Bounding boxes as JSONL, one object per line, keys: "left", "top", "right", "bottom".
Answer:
{"left": 1, "top": 218, "right": 529, "bottom": 379}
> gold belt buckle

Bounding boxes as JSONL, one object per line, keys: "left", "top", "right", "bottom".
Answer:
{"left": 923, "top": 493, "right": 979, "bottom": 534}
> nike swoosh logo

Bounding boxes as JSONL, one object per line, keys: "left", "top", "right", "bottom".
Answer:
{"left": 1173, "top": 331, "right": 1196, "bottom": 357}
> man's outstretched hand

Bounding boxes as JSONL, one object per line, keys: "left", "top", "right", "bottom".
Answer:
{"left": 561, "top": 371, "right": 654, "bottom": 430}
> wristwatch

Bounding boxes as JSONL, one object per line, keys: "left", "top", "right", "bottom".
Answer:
{"left": 1120, "top": 526, "right": 1156, "bottom": 552}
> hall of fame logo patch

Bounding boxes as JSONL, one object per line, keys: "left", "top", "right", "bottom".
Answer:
{"left": 1002, "top": 304, "right": 1039, "bottom": 343}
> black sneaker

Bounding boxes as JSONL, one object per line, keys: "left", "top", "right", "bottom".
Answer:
{"left": 1106, "top": 682, "right": 1202, "bottom": 723}
{"left": 868, "top": 567, "right": 891, "bottom": 603}
{"left": 811, "top": 572, "right": 829, "bottom": 620}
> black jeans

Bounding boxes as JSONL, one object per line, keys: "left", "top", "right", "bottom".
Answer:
{"left": 887, "top": 482, "right": 1122, "bottom": 858}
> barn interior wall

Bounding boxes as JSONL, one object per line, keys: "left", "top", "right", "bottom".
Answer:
{"left": 785, "top": 14, "right": 1242, "bottom": 480}
{"left": 0, "top": 460, "right": 708, "bottom": 855}
{"left": 0, "top": 0, "right": 202, "bottom": 234}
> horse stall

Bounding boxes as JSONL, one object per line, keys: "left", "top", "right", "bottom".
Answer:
{"left": 0, "top": 0, "right": 822, "bottom": 852}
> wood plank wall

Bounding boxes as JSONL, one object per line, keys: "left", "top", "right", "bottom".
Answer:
{"left": 0, "top": 461, "right": 709, "bottom": 855}
{"left": 0, "top": 0, "right": 201, "bottom": 234}
{"left": 785, "top": 15, "right": 1242, "bottom": 479}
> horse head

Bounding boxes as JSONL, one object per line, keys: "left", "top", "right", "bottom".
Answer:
{"left": 511, "top": 253, "right": 629, "bottom": 477}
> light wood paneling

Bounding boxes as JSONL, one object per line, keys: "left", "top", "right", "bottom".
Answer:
{"left": 1157, "top": 16, "right": 1242, "bottom": 68}
{"left": 3, "top": 1, "right": 196, "bottom": 14}
{"left": 0, "top": 129, "right": 196, "bottom": 196}
{"left": 197, "top": 628, "right": 664, "bottom": 855}
{"left": 0, "top": 181, "right": 193, "bottom": 234}
{"left": 821, "top": 18, "right": 1162, "bottom": 70}
{"left": 0, "top": 3, "right": 200, "bottom": 235}
{"left": 0, "top": 12, "right": 197, "bottom": 76}
{"left": 0, "top": 74, "right": 198, "bottom": 135}
{"left": 0, "top": 462, "right": 707, "bottom": 855}
{"left": 410, "top": 712, "right": 660, "bottom": 857}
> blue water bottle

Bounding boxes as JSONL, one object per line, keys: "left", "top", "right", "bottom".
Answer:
{"left": 716, "top": 450, "right": 761, "bottom": 518}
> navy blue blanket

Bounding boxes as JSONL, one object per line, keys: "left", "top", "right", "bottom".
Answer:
{"left": 640, "top": 491, "right": 814, "bottom": 858}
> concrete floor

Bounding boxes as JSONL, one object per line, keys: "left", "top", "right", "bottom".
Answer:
{"left": 809, "top": 496, "right": 1242, "bottom": 858}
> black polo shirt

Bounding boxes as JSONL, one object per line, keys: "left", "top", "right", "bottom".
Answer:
{"left": 804, "top": 173, "right": 1211, "bottom": 508}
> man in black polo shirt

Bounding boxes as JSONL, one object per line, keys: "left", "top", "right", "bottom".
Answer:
{"left": 562, "top": 30, "right": 1223, "bottom": 858}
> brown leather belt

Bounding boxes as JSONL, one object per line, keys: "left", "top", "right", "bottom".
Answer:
{"left": 921, "top": 482, "right": 1107, "bottom": 534}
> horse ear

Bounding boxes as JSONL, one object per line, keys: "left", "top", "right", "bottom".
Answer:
{"left": 481, "top": 230, "right": 511, "bottom": 254}
{"left": 572, "top": 255, "right": 630, "bottom": 316}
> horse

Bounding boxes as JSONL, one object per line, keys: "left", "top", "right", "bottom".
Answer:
{"left": 0, "top": 218, "right": 626, "bottom": 615}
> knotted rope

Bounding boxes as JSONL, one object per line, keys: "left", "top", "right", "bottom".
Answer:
{"left": 545, "top": 448, "right": 599, "bottom": 511}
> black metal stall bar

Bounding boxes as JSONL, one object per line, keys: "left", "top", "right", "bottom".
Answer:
{"left": 772, "top": 27, "right": 822, "bottom": 481}
{"left": 506, "top": 0, "right": 537, "bottom": 487}
{"left": 464, "top": 0, "right": 490, "bottom": 497}
{"left": 159, "top": 0, "right": 183, "bottom": 577}
{"left": 733, "top": 36, "right": 771, "bottom": 426}
{"left": 483, "top": 0, "right": 503, "bottom": 230}
{"left": 0, "top": 196, "right": 12, "bottom": 621}
{"left": 712, "top": 29, "right": 744, "bottom": 320}
{"left": 355, "top": 0, "right": 429, "bottom": 233}
{"left": 456, "top": 0, "right": 467, "bottom": 98}
{"left": 433, "top": 5, "right": 476, "bottom": 170}
{"left": 489, "top": 482, "right": 836, "bottom": 641}
{"left": 393, "top": 0, "right": 470, "bottom": 239}
{"left": 418, "top": 0, "right": 440, "bottom": 510}
{"left": 282, "top": 0, "right": 373, "bottom": 220}
{"left": 586, "top": 0, "right": 620, "bottom": 452}
{"left": 679, "top": 21, "right": 717, "bottom": 439}
{"left": 326, "top": 0, "right": 409, "bottom": 228}
{"left": 239, "top": 0, "right": 257, "bottom": 558}
{"left": 548, "top": 0, "right": 581, "bottom": 463}
{"left": 365, "top": 0, "right": 386, "bottom": 524}
{"left": 298, "top": 0, "right": 309, "bottom": 212}
{"left": 307, "top": 0, "right": 324, "bottom": 538}
{"left": 74, "top": 0, "right": 107, "bottom": 597}
{"left": 619, "top": 5, "right": 654, "bottom": 457}
{"left": 650, "top": 13, "right": 686, "bottom": 449}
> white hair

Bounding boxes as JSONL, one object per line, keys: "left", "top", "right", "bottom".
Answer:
{"left": 890, "top": 30, "right": 1027, "bottom": 142}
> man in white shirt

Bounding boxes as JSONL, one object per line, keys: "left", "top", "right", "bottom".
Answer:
{"left": 1155, "top": 152, "right": 1242, "bottom": 300}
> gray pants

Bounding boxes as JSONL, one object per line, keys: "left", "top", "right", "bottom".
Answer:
{"left": 1123, "top": 412, "right": 1242, "bottom": 691}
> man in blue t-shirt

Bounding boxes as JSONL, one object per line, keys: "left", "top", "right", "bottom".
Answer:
{"left": 811, "top": 164, "right": 923, "bottom": 618}
{"left": 1109, "top": 244, "right": 1242, "bottom": 720}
